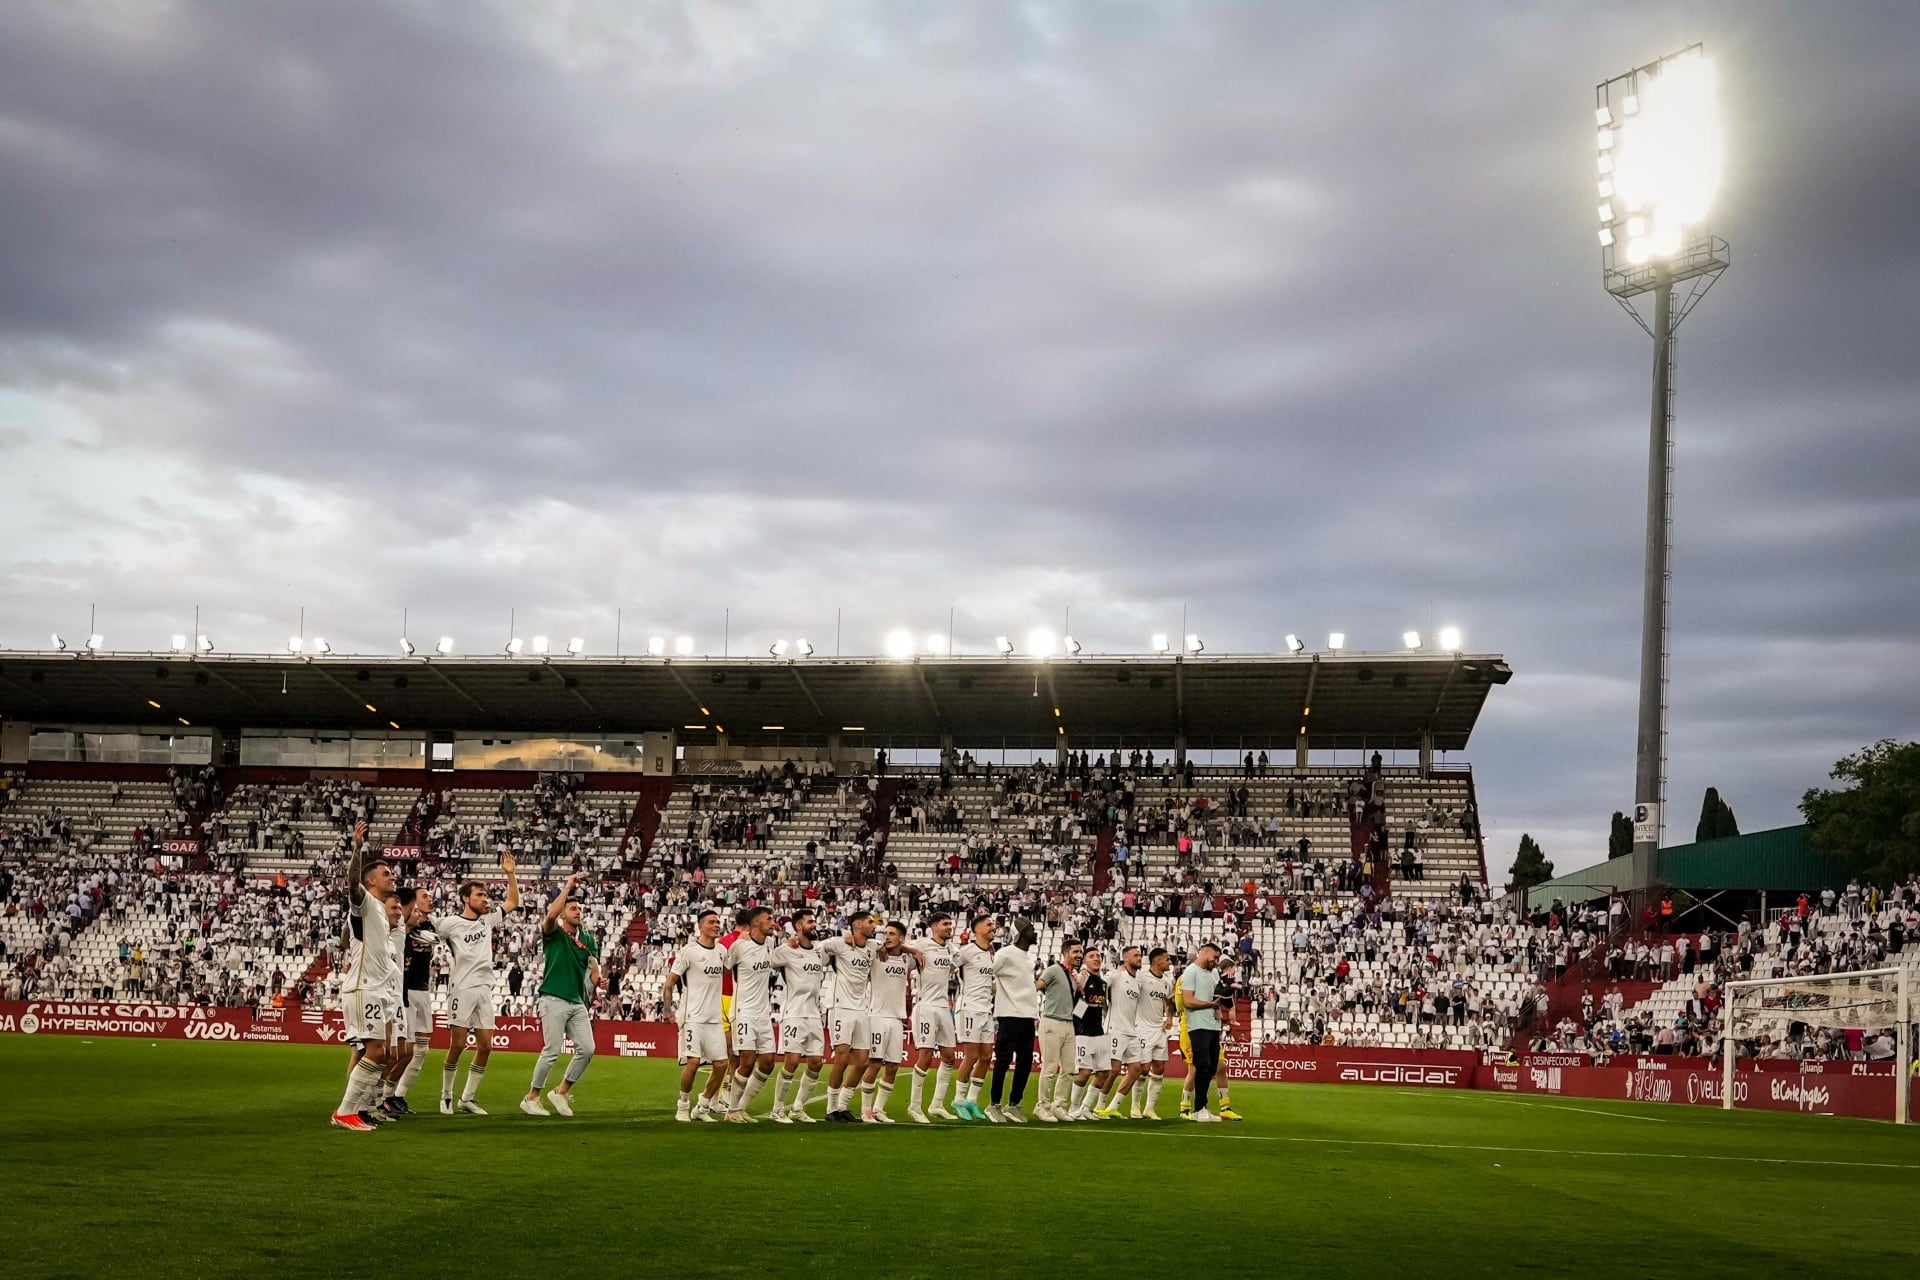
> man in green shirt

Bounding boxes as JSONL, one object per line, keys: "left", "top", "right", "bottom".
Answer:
{"left": 1178, "top": 944, "right": 1224, "bottom": 1123}
{"left": 522, "top": 874, "right": 605, "bottom": 1117}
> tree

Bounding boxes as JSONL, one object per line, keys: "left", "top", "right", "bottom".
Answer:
{"left": 1694, "top": 787, "right": 1740, "bottom": 843}
{"left": 1801, "top": 739, "right": 1920, "bottom": 884}
{"left": 1507, "top": 833, "right": 1554, "bottom": 895}
{"left": 1608, "top": 811, "right": 1633, "bottom": 860}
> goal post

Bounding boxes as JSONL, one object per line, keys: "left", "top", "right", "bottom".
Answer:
{"left": 1722, "top": 966, "right": 1912, "bottom": 1124}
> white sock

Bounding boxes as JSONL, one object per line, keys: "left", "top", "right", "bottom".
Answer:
{"left": 677, "top": 1088, "right": 693, "bottom": 1111}
{"left": 875, "top": 1080, "right": 894, "bottom": 1113}
{"left": 461, "top": 1066, "right": 485, "bottom": 1103}
{"left": 966, "top": 1079, "right": 983, "bottom": 1104}
{"left": 724, "top": 1074, "right": 748, "bottom": 1110}
{"left": 933, "top": 1063, "right": 953, "bottom": 1108}
{"left": 1132, "top": 1079, "right": 1148, "bottom": 1114}
{"left": 1147, "top": 1077, "right": 1165, "bottom": 1110}
{"left": 379, "top": 1080, "right": 397, "bottom": 1102}
{"left": 827, "top": 1086, "right": 843, "bottom": 1112}
{"left": 740, "top": 1070, "right": 772, "bottom": 1111}
{"left": 910, "top": 1067, "right": 927, "bottom": 1108}
{"left": 795, "top": 1070, "right": 818, "bottom": 1108}
{"left": 860, "top": 1083, "right": 876, "bottom": 1112}
{"left": 340, "top": 1059, "right": 384, "bottom": 1114}
{"left": 397, "top": 1052, "right": 427, "bottom": 1098}
{"left": 441, "top": 1062, "right": 458, "bottom": 1101}
{"left": 773, "top": 1068, "right": 797, "bottom": 1111}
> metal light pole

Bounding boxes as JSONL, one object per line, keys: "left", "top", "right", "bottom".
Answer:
{"left": 1594, "top": 45, "right": 1729, "bottom": 873}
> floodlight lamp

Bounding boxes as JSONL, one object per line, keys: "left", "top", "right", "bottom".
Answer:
{"left": 1062, "top": 636, "right": 1081, "bottom": 656}
{"left": 531, "top": 636, "right": 550, "bottom": 655}
{"left": 86, "top": 634, "right": 104, "bottom": 652}
{"left": 1150, "top": 633, "right": 1170, "bottom": 654}
{"left": 1025, "top": 629, "right": 1057, "bottom": 657}
{"left": 1622, "top": 94, "right": 1639, "bottom": 116}
{"left": 1327, "top": 632, "right": 1346, "bottom": 651}
{"left": 1598, "top": 228, "right": 1615, "bottom": 248}
{"left": 1595, "top": 105, "right": 1612, "bottom": 127}
{"left": 1184, "top": 634, "right": 1203, "bottom": 654}
{"left": 288, "top": 637, "right": 304, "bottom": 654}
{"left": 1404, "top": 631, "right": 1423, "bottom": 650}
{"left": 1626, "top": 237, "right": 1651, "bottom": 265}
{"left": 1438, "top": 626, "right": 1462, "bottom": 652}
{"left": 884, "top": 628, "right": 916, "bottom": 659}
{"left": 400, "top": 638, "right": 416, "bottom": 656}
{"left": 796, "top": 639, "right": 814, "bottom": 657}
{"left": 435, "top": 636, "right": 453, "bottom": 656}
{"left": 171, "top": 635, "right": 188, "bottom": 653}
{"left": 1611, "top": 52, "right": 1721, "bottom": 245}
{"left": 1596, "top": 128, "right": 1614, "bottom": 152}
{"left": 566, "top": 637, "right": 585, "bottom": 656}
{"left": 674, "top": 636, "right": 694, "bottom": 656}
{"left": 1596, "top": 154, "right": 1613, "bottom": 174}
{"left": 505, "top": 638, "right": 524, "bottom": 655}
{"left": 312, "top": 638, "right": 331, "bottom": 654}
{"left": 196, "top": 636, "right": 214, "bottom": 654}
{"left": 1598, "top": 202, "right": 1614, "bottom": 224}
{"left": 1284, "top": 634, "right": 1304, "bottom": 653}
{"left": 647, "top": 636, "right": 666, "bottom": 656}
{"left": 994, "top": 635, "right": 1014, "bottom": 656}
{"left": 925, "top": 633, "right": 949, "bottom": 656}
{"left": 1598, "top": 179, "right": 1614, "bottom": 199}
{"left": 770, "top": 640, "right": 788, "bottom": 658}
{"left": 50, "top": 633, "right": 66, "bottom": 651}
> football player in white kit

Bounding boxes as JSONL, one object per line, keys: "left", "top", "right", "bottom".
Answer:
{"left": 819, "top": 914, "right": 879, "bottom": 1122}
{"left": 859, "top": 922, "right": 923, "bottom": 1122}
{"left": 664, "top": 909, "right": 729, "bottom": 1122}
{"left": 381, "top": 887, "right": 436, "bottom": 1116}
{"left": 331, "top": 822, "right": 398, "bottom": 1131}
{"left": 434, "top": 852, "right": 521, "bottom": 1114}
{"left": 1135, "top": 947, "right": 1177, "bottom": 1118}
{"left": 949, "top": 914, "right": 998, "bottom": 1120}
{"left": 721, "top": 905, "right": 779, "bottom": 1123}
{"left": 768, "top": 907, "right": 828, "bottom": 1123}
{"left": 1095, "top": 944, "right": 1150, "bottom": 1118}
{"left": 907, "top": 912, "right": 959, "bottom": 1124}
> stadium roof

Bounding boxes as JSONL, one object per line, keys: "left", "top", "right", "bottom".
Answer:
{"left": 1524, "top": 825, "right": 1850, "bottom": 909}
{"left": 0, "top": 651, "right": 1510, "bottom": 750}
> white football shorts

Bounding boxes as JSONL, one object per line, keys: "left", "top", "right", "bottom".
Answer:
{"left": 446, "top": 984, "right": 497, "bottom": 1031}
{"left": 957, "top": 1008, "right": 994, "bottom": 1045}
{"left": 343, "top": 989, "right": 394, "bottom": 1045}
{"left": 829, "top": 1009, "right": 871, "bottom": 1054}
{"left": 679, "top": 1021, "right": 728, "bottom": 1064}
{"left": 1075, "top": 1034, "right": 1109, "bottom": 1072}
{"left": 777, "top": 1019, "right": 825, "bottom": 1059}
{"left": 913, "top": 1006, "right": 957, "bottom": 1050}
{"left": 402, "top": 990, "right": 434, "bottom": 1041}
{"left": 731, "top": 1017, "right": 777, "bottom": 1055}
{"left": 869, "top": 1016, "right": 905, "bottom": 1065}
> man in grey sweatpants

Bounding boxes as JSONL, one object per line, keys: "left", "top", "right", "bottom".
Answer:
{"left": 1036, "top": 937, "right": 1082, "bottom": 1120}
{"left": 522, "top": 874, "right": 604, "bottom": 1117}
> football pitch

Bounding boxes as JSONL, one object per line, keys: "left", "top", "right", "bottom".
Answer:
{"left": 3, "top": 1038, "right": 1917, "bottom": 1279}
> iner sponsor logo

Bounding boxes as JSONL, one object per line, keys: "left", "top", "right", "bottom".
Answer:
{"left": 1337, "top": 1061, "right": 1462, "bottom": 1086}
{"left": 184, "top": 1021, "right": 240, "bottom": 1041}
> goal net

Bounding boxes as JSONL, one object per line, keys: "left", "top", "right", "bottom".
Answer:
{"left": 1722, "top": 966, "right": 1913, "bottom": 1123}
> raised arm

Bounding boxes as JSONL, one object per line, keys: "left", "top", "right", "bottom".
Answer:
{"left": 543, "top": 872, "right": 579, "bottom": 933}
{"left": 344, "top": 820, "right": 369, "bottom": 904}
{"left": 501, "top": 851, "right": 521, "bottom": 913}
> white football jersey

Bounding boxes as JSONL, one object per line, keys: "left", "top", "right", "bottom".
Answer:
{"left": 1106, "top": 965, "right": 1143, "bottom": 1037}
{"left": 819, "top": 935, "right": 878, "bottom": 1012}
{"left": 340, "top": 891, "right": 395, "bottom": 994}
{"left": 911, "top": 936, "right": 956, "bottom": 1014}
{"left": 953, "top": 939, "right": 997, "bottom": 1015}
{"left": 869, "top": 949, "right": 913, "bottom": 1021}
{"left": 671, "top": 941, "right": 728, "bottom": 1025}
{"left": 433, "top": 908, "right": 504, "bottom": 991}
{"left": 773, "top": 942, "right": 827, "bottom": 1023}
{"left": 1139, "top": 969, "right": 1176, "bottom": 1024}
{"left": 726, "top": 934, "right": 779, "bottom": 1023}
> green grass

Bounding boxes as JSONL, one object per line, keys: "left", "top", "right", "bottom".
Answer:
{"left": 2, "top": 1038, "right": 1917, "bottom": 1279}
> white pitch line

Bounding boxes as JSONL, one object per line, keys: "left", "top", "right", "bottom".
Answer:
{"left": 1463, "top": 1094, "right": 1671, "bottom": 1123}
{"left": 1072, "top": 1127, "right": 1920, "bottom": 1172}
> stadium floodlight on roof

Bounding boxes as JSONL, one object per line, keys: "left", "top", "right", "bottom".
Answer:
{"left": 1150, "top": 634, "right": 1170, "bottom": 654}
{"left": 1025, "top": 629, "right": 1057, "bottom": 657}
{"left": 1403, "top": 631, "right": 1422, "bottom": 650}
{"left": 1327, "top": 632, "right": 1345, "bottom": 651}
{"left": 770, "top": 639, "right": 788, "bottom": 657}
{"left": 400, "top": 638, "right": 416, "bottom": 656}
{"left": 647, "top": 636, "right": 666, "bottom": 656}
{"left": 796, "top": 639, "right": 814, "bottom": 657}
{"left": 1184, "top": 634, "right": 1203, "bottom": 654}
{"left": 1595, "top": 43, "right": 1730, "bottom": 867}
{"left": 311, "top": 638, "right": 331, "bottom": 655}
{"left": 86, "top": 634, "right": 104, "bottom": 652}
{"left": 925, "top": 633, "right": 949, "bottom": 656}
{"left": 1438, "top": 626, "right": 1462, "bottom": 652}
{"left": 435, "top": 636, "right": 453, "bottom": 656}
{"left": 1062, "top": 635, "right": 1081, "bottom": 656}
{"left": 1284, "top": 634, "right": 1304, "bottom": 653}
{"left": 674, "top": 635, "right": 694, "bottom": 656}
{"left": 171, "top": 635, "right": 188, "bottom": 653}
{"left": 566, "top": 637, "right": 585, "bottom": 656}
{"left": 50, "top": 633, "right": 66, "bottom": 651}
{"left": 994, "top": 635, "right": 1014, "bottom": 656}
{"left": 530, "top": 636, "right": 550, "bottom": 656}
{"left": 197, "top": 635, "right": 214, "bottom": 654}
{"left": 884, "top": 628, "right": 915, "bottom": 659}
{"left": 505, "top": 637, "right": 523, "bottom": 656}
{"left": 287, "top": 637, "right": 303, "bottom": 654}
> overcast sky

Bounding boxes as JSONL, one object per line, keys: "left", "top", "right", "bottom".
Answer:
{"left": 3, "top": 1, "right": 1918, "bottom": 873}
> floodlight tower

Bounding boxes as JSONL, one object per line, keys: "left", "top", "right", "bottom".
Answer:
{"left": 1594, "top": 45, "right": 1729, "bottom": 872}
